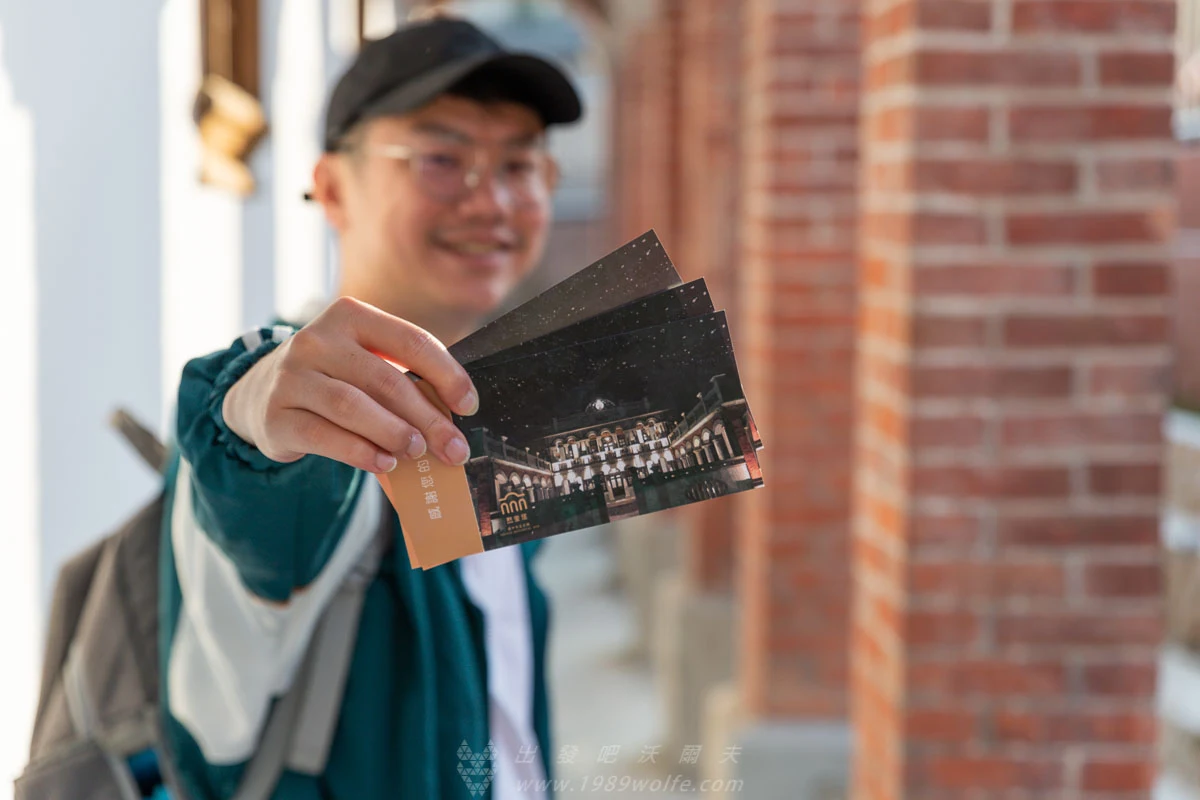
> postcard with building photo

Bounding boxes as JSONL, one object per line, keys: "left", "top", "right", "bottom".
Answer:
{"left": 464, "top": 279, "right": 714, "bottom": 370}
{"left": 456, "top": 311, "right": 764, "bottom": 550}
{"left": 449, "top": 230, "right": 680, "bottom": 365}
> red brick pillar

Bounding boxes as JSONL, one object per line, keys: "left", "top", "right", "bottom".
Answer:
{"left": 613, "top": 28, "right": 651, "bottom": 241}
{"left": 648, "top": 0, "right": 748, "bottom": 771}
{"left": 614, "top": 1, "right": 739, "bottom": 590}
{"left": 678, "top": 0, "right": 743, "bottom": 591}
{"left": 614, "top": 2, "right": 683, "bottom": 246}
{"left": 607, "top": 0, "right": 703, "bottom": 702}
{"left": 851, "top": 2, "right": 1176, "bottom": 798}
{"left": 738, "top": 0, "right": 862, "bottom": 720}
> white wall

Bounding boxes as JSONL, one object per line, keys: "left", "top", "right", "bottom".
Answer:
{"left": 0, "top": 0, "right": 166, "bottom": 609}
{"left": 160, "top": 0, "right": 246, "bottom": 430}
{"left": 0, "top": 0, "right": 339, "bottom": 793}
{"left": 0, "top": 0, "right": 170, "bottom": 789}
{"left": 0, "top": 21, "right": 42, "bottom": 798}
{"left": 0, "top": 0, "right": 169, "bottom": 792}
{"left": 272, "top": 0, "right": 340, "bottom": 322}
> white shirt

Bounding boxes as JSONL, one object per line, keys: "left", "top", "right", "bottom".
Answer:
{"left": 460, "top": 545, "right": 547, "bottom": 800}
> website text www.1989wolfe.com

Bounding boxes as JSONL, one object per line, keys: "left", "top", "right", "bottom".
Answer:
{"left": 517, "top": 775, "right": 744, "bottom": 794}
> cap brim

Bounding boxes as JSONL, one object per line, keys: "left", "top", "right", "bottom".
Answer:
{"left": 361, "top": 52, "right": 583, "bottom": 130}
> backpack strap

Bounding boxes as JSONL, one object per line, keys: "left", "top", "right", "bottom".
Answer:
{"left": 230, "top": 489, "right": 392, "bottom": 800}
{"left": 60, "top": 645, "right": 144, "bottom": 800}
{"left": 285, "top": 517, "right": 389, "bottom": 773}
{"left": 227, "top": 669, "right": 305, "bottom": 800}
{"left": 109, "top": 408, "right": 167, "bottom": 475}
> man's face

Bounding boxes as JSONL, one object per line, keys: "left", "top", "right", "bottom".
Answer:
{"left": 326, "top": 95, "right": 554, "bottom": 318}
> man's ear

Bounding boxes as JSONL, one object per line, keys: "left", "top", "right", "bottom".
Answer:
{"left": 312, "top": 154, "right": 350, "bottom": 231}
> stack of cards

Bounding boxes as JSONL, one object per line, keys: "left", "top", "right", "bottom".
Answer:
{"left": 380, "top": 231, "right": 764, "bottom": 569}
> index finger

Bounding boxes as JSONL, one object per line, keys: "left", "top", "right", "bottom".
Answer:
{"left": 349, "top": 302, "right": 479, "bottom": 417}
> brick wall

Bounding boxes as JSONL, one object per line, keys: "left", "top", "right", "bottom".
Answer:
{"left": 851, "top": 1, "right": 1176, "bottom": 797}
{"left": 614, "top": 1, "right": 682, "bottom": 248}
{"left": 677, "top": 0, "right": 744, "bottom": 592}
{"left": 1163, "top": 114, "right": 1200, "bottom": 794}
{"left": 737, "top": 0, "right": 862, "bottom": 718}
{"left": 613, "top": 23, "right": 651, "bottom": 242}
{"left": 611, "top": 0, "right": 746, "bottom": 593}
{"left": 1176, "top": 149, "right": 1200, "bottom": 407}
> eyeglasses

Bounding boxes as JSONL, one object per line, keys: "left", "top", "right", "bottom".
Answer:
{"left": 344, "top": 140, "right": 559, "bottom": 207}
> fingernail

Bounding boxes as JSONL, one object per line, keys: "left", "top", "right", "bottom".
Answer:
{"left": 376, "top": 453, "right": 398, "bottom": 473}
{"left": 407, "top": 433, "right": 428, "bottom": 459}
{"left": 457, "top": 388, "right": 479, "bottom": 417}
{"left": 445, "top": 437, "right": 470, "bottom": 466}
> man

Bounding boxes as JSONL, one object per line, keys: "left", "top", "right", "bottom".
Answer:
{"left": 163, "top": 14, "right": 582, "bottom": 799}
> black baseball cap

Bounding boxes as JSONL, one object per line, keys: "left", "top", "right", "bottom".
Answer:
{"left": 322, "top": 16, "right": 583, "bottom": 152}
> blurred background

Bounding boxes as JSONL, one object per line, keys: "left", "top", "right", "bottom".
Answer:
{"left": 2, "top": 0, "right": 1200, "bottom": 797}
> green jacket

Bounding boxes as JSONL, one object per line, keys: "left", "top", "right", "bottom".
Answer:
{"left": 160, "top": 327, "right": 554, "bottom": 799}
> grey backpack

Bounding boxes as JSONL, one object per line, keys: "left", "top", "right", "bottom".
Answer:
{"left": 16, "top": 410, "right": 384, "bottom": 800}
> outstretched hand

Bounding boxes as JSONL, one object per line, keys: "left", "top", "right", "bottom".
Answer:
{"left": 222, "top": 297, "right": 479, "bottom": 474}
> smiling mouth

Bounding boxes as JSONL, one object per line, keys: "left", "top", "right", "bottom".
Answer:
{"left": 444, "top": 242, "right": 511, "bottom": 256}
